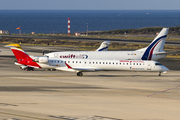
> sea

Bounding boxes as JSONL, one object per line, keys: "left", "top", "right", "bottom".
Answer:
{"left": 0, "top": 10, "right": 180, "bottom": 34}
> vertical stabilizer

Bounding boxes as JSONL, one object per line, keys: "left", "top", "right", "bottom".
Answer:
{"left": 141, "top": 28, "right": 169, "bottom": 60}
{"left": 5, "top": 44, "right": 31, "bottom": 61}
{"left": 96, "top": 41, "right": 110, "bottom": 51}
{"left": 5, "top": 44, "right": 41, "bottom": 68}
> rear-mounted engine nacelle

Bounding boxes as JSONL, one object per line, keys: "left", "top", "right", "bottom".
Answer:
{"left": 33, "top": 56, "right": 49, "bottom": 63}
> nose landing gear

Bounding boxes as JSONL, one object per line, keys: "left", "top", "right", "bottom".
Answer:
{"left": 158, "top": 72, "right": 161, "bottom": 76}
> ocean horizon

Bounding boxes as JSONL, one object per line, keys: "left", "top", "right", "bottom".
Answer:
{"left": 0, "top": 10, "right": 180, "bottom": 34}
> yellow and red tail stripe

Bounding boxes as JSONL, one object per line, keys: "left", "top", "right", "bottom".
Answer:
{"left": 5, "top": 44, "right": 41, "bottom": 68}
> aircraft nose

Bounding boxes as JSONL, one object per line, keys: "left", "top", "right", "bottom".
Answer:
{"left": 162, "top": 66, "right": 169, "bottom": 71}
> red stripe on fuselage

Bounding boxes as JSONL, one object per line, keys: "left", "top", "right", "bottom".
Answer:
{"left": 65, "top": 63, "right": 72, "bottom": 69}
{"left": 12, "top": 49, "right": 41, "bottom": 68}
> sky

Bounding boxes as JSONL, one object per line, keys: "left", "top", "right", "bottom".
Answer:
{"left": 0, "top": 0, "right": 180, "bottom": 10}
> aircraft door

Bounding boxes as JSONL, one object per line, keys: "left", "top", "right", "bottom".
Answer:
{"left": 147, "top": 63, "right": 151, "bottom": 70}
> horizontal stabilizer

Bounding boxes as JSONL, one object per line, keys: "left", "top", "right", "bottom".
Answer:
{"left": 155, "top": 52, "right": 167, "bottom": 55}
{"left": 5, "top": 44, "right": 22, "bottom": 49}
{"left": 155, "top": 51, "right": 177, "bottom": 55}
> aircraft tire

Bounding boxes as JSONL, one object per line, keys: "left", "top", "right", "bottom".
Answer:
{"left": 77, "top": 72, "right": 83, "bottom": 76}
{"left": 158, "top": 72, "right": 161, "bottom": 76}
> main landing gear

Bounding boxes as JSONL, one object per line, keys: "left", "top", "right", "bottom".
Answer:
{"left": 77, "top": 72, "right": 83, "bottom": 76}
{"left": 26, "top": 66, "right": 34, "bottom": 71}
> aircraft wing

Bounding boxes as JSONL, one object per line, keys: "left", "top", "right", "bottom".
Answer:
{"left": 72, "top": 68, "right": 95, "bottom": 72}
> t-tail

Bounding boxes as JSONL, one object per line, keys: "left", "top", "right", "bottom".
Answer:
{"left": 96, "top": 41, "right": 110, "bottom": 51}
{"left": 137, "top": 28, "right": 169, "bottom": 60}
{"left": 5, "top": 44, "right": 41, "bottom": 68}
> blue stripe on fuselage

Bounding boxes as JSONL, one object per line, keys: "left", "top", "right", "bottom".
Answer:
{"left": 141, "top": 35, "right": 167, "bottom": 60}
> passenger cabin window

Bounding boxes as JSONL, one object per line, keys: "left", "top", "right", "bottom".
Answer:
{"left": 99, "top": 62, "right": 101, "bottom": 64}
{"left": 76, "top": 61, "right": 78, "bottom": 63}
{"left": 68, "top": 61, "right": 70, "bottom": 63}
{"left": 61, "top": 61, "right": 63, "bottom": 63}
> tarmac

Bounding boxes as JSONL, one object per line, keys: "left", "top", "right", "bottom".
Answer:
{"left": 0, "top": 45, "right": 180, "bottom": 120}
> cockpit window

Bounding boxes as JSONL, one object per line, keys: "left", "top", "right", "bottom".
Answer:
{"left": 155, "top": 63, "right": 162, "bottom": 65}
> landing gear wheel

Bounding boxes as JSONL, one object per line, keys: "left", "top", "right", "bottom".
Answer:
{"left": 158, "top": 72, "right": 161, "bottom": 76}
{"left": 77, "top": 72, "right": 83, "bottom": 76}
{"left": 26, "top": 66, "right": 34, "bottom": 71}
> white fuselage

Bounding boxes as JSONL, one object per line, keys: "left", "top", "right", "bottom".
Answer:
{"left": 45, "top": 28, "right": 169, "bottom": 61}
{"left": 38, "top": 58, "right": 169, "bottom": 73}
{"left": 45, "top": 51, "right": 166, "bottom": 61}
